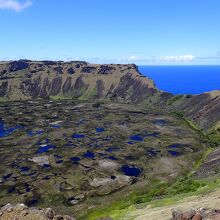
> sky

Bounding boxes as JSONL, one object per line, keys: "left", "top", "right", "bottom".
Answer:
{"left": 0, "top": 0, "right": 220, "bottom": 65}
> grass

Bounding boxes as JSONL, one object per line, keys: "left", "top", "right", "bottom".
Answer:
{"left": 84, "top": 113, "right": 217, "bottom": 220}
{"left": 171, "top": 111, "right": 206, "bottom": 136}
{"left": 192, "top": 147, "right": 213, "bottom": 173}
{"left": 0, "top": 97, "right": 9, "bottom": 103}
{"left": 172, "top": 110, "right": 220, "bottom": 147}
{"left": 171, "top": 110, "right": 219, "bottom": 172}
{"left": 207, "top": 130, "right": 220, "bottom": 147}
{"left": 167, "top": 95, "right": 184, "bottom": 106}
{"left": 85, "top": 176, "right": 220, "bottom": 220}
{"left": 149, "top": 176, "right": 220, "bottom": 208}
{"left": 84, "top": 176, "right": 205, "bottom": 219}
{"left": 49, "top": 95, "right": 73, "bottom": 100}
{"left": 79, "top": 88, "right": 98, "bottom": 101}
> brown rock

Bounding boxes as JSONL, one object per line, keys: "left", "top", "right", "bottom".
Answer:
{"left": 7, "top": 207, "right": 13, "bottom": 212}
{"left": 15, "top": 204, "right": 28, "bottom": 211}
{"left": 172, "top": 209, "right": 183, "bottom": 220}
{"left": 192, "top": 212, "right": 202, "bottom": 220}
{"left": 1, "top": 204, "right": 12, "bottom": 212}
{"left": 45, "top": 208, "right": 55, "bottom": 219}
{"left": 182, "top": 209, "right": 196, "bottom": 219}
{"left": 21, "top": 210, "right": 29, "bottom": 216}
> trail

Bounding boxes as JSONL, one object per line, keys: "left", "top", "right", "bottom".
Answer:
{"left": 125, "top": 188, "right": 220, "bottom": 220}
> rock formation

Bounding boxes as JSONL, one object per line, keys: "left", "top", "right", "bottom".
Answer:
{"left": 1, "top": 60, "right": 219, "bottom": 130}
{"left": 0, "top": 60, "right": 165, "bottom": 104}
{"left": 0, "top": 203, "right": 75, "bottom": 220}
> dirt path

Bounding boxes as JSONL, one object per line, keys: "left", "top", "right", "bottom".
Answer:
{"left": 125, "top": 188, "right": 220, "bottom": 220}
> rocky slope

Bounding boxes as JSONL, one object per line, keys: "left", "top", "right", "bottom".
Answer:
{"left": 0, "top": 60, "right": 169, "bottom": 104}
{"left": 171, "top": 91, "right": 220, "bottom": 130}
{"left": 125, "top": 187, "right": 220, "bottom": 220}
{"left": 0, "top": 60, "right": 219, "bottom": 130}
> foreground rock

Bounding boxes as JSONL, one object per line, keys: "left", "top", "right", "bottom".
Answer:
{"left": 171, "top": 208, "right": 220, "bottom": 220}
{"left": 0, "top": 203, "right": 75, "bottom": 220}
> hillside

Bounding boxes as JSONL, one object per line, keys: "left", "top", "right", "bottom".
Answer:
{"left": 0, "top": 60, "right": 219, "bottom": 220}
{"left": 0, "top": 60, "right": 219, "bottom": 131}
{"left": 168, "top": 91, "right": 220, "bottom": 131}
{"left": 0, "top": 60, "right": 169, "bottom": 104}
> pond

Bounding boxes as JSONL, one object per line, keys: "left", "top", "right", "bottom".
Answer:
{"left": 130, "top": 135, "right": 144, "bottom": 142}
{"left": 72, "top": 134, "right": 85, "bottom": 139}
{"left": 83, "top": 151, "right": 95, "bottom": 159}
{"left": 96, "top": 127, "right": 105, "bottom": 132}
{"left": 168, "top": 150, "right": 182, "bottom": 156}
{"left": 0, "top": 119, "right": 23, "bottom": 138}
{"left": 121, "top": 165, "right": 142, "bottom": 177}
{"left": 36, "top": 145, "right": 56, "bottom": 154}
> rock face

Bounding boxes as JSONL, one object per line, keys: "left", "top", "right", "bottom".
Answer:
{"left": 0, "top": 60, "right": 166, "bottom": 104}
{"left": 196, "top": 146, "right": 220, "bottom": 178}
{"left": 0, "top": 60, "right": 219, "bottom": 130}
{"left": 174, "top": 91, "right": 220, "bottom": 130}
{"left": 171, "top": 208, "right": 220, "bottom": 220}
{"left": 0, "top": 203, "right": 75, "bottom": 220}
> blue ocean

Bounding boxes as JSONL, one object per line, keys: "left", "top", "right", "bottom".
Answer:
{"left": 138, "top": 65, "right": 220, "bottom": 94}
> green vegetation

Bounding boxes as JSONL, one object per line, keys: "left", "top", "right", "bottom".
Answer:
{"left": 207, "top": 130, "right": 220, "bottom": 147}
{"left": 0, "top": 97, "right": 9, "bottom": 103}
{"left": 149, "top": 177, "right": 220, "bottom": 208}
{"left": 192, "top": 147, "right": 213, "bottom": 172}
{"left": 85, "top": 177, "right": 207, "bottom": 220}
{"left": 167, "top": 95, "right": 184, "bottom": 105}
{"left": 79, "top": 88, "right": 98, "bottom": 101}
{"left": 132, "top": 177, "right": 205, "bottom": 205}
{"left": 50, "top": 95, "right": 73, "bottom": 100}
{"left": 85, "top": 113, "right": 216, "bottom": 220}
{"left": 171, "top": 110, "right": 220, "bottom": 148}
{"left": 85, "top": 175, "right": 220, "bottom": 220}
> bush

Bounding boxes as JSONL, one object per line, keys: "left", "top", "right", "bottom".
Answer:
{"left": 167, "top": 95, "right": 184, "bottom": 105}
{"left": 133, "top": 177, "right": 205, "bottom": 205}
{"left": 207, "top": 132, "right": 220, "bottom": 147}
{"left": 168, "top": 177, "right": 204, "bottom": 195}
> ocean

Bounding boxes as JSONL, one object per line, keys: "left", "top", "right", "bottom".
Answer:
{"left": 138, "top": 65, "right": 220, "bottom": 94}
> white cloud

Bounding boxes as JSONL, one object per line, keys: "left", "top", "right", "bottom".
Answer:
{"left": 0, "top": 0, "right": 32, "bottom": 12}
{"left": 122, "top": 55, "right": 139, "bottom": 62}
{"left": 160, "top": 55, "right": 195, "bottom": 62}
{"left": 116, "top": 54, "right": 195, "bottom": 64}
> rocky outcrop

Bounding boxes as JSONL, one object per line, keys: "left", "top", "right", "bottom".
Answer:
{"left": 0, "top": 60, "right": 219, "bottom": 130}
{"left": 196, "top": 146, "right": 220, "bottom": 178}
{"left": 171, "top": 208, "right": 220, "bottom": 220}
{"left": 173, "top": 91, "right": 220, "bottom": 130}
{"left": 0, "top": 203, "right": 75, "bottom": 220}
{"left": 0, "top": 60, "right": 162, "bottom": 103}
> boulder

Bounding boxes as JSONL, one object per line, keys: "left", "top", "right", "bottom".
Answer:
{"left": 30, "top": 156, "right": 50, "bottom": 166}
{"left": 0, "top": 203, "right": 75, "bottom": 220}
{"left": 98, "top": 160, "right": 119, "bottom": 170}
{"left": 192, "top": 212, "right": 202, "bottom": 220}
{"left": 44, "top": 208, "right": 55, "bottom": 219}
{"left": 182, "top": 209, "right": 196, "bottom": 219}
{"left": 172, "top": 209, "right": 183, "bottom": 220}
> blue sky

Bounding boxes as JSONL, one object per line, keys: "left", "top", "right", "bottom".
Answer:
{"left": 0, "top": 0, "right": 220, "bottom": 64}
